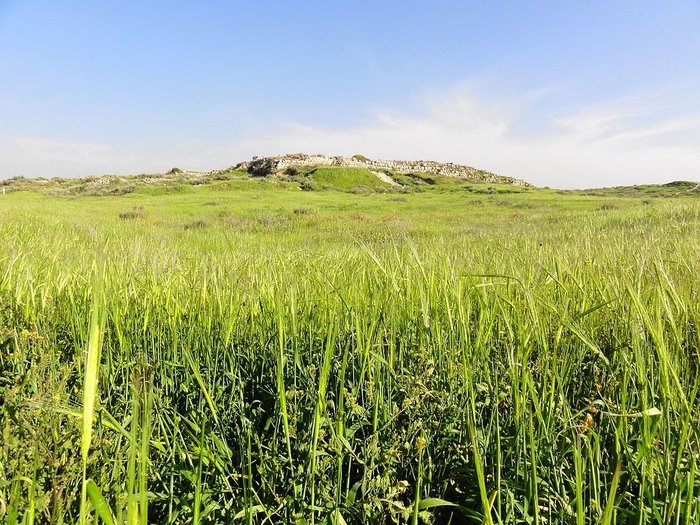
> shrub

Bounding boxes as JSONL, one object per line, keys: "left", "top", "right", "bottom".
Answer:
{"left": 299, "top": 179, "right": 317, "bottom": 191}
{"left": 247, "top": 158, "right": 277, "bottom": 177}
{"left": 256, "top": 213, "right": 286, "bottom": 228}
{"left": 119, "top": 206, "right": 146, "bottom": 220}
{"left": 183, "top": 219, "right": 208, "bottom": 230}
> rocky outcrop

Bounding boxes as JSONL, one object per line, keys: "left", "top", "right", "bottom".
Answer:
{"left": 234, "top": 153, "right": 530, "bottom": 186}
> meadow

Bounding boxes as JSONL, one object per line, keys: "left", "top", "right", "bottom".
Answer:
{"left": 1, "top": 176, "right": 699, "bottom": 524}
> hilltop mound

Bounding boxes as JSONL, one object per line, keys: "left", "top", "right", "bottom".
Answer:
{"left": 235, "top": 153, "right": 530, "bottom": 186}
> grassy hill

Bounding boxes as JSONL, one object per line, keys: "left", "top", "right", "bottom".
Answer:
{"left": 1, "top": 165, "right": 521, "bottom": 196}
{"left": 570, "top": 180, "right": 700, "bottom": 198}
{"left": 300, "top": 166, "right": 393, "bottom": 192}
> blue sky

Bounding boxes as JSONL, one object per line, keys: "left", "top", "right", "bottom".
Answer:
{"left": 1, "top": 1, "right": 698, "bottom": 188}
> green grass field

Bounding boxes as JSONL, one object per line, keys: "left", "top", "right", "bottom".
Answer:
{"left": 1, "top": 173, "right": 700, "bottom": 524}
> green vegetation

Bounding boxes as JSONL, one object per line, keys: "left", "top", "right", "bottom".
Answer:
{"left": 1, "top": 174, "right": 700, "bottom": 524}
{"left": 571, "top": 180, "right": 700, "bottom": 198}
{"left": 304, "top": 166, "right": 392, "bottom": 192}
{"left": 389, "top": 171, "right": 526, "bottom": 194}
{"left": 0, "top": 168, "right": 249, "bottom": 197}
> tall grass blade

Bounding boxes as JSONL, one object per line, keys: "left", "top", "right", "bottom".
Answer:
{"left": 79, "top": 263, "right": 104, "bottom": 525}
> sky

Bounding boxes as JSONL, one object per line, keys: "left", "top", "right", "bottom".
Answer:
{"left": 0, "top": 1, "right": 699, "bottom": 188}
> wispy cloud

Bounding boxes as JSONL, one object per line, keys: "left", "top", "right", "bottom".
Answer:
{"left": 233, "top": 84, "right": 700, "bottom": 188}
{"left": 2, "top": 82, "right": 698, "bottom": 188}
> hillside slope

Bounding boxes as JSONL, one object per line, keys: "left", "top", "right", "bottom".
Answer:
{"left": 570, "top": 180, "right": 700, "bottom": 198}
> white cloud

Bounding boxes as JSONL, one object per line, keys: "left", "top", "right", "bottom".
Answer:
{"left": 2, "top": 83, "right": 699, "bottom": 188}
{"left": 232, "top": 85, "right": 700, "bottom": 189}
